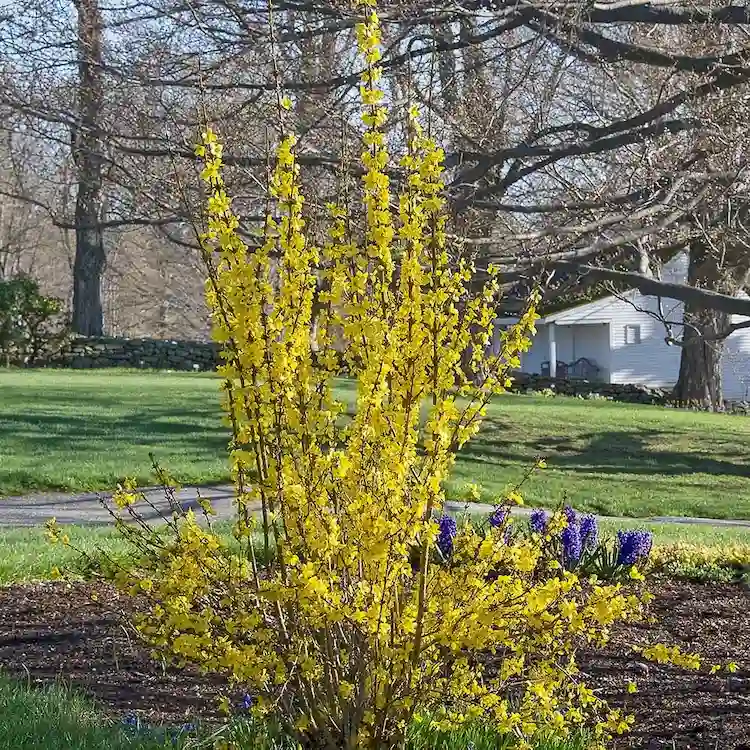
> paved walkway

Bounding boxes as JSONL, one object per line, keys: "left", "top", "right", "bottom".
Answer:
{"left": 2, "top": 484, "right": 750, "bottom": 529}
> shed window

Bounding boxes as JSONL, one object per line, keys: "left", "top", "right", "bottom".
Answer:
{"left": 624, "top": 324, "right": 641, "bottom": 345}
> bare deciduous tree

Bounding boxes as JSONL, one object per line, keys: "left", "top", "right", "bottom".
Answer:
{"left": 1, "top": 0, "right": 750, "bottom": 377}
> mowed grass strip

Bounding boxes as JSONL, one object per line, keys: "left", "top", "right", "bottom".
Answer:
{"left": 1, "top": 369, "right": 749, "bottom": 519}
{"left": 1, "top": 518, "right": 748, "bottom": 587}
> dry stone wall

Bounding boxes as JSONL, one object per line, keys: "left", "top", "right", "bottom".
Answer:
{"left": 42, "top": 338, "right": 750, "bottom": 412}
{"left": 48, "top": 337, "right": 221, "bottom": 372}
{"left": 508, "top": 372, "right": 669, "bottom": 404}
{"left": 508, "top": 373, "right": 750, "bottom": 412}
{"left": 42, "top": 337, "right": 668, "bottom": 402}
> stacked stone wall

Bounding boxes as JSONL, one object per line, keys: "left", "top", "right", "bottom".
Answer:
{"left": 38, "top": 338, "right": 750, "bottom": 412}
{"left": 47, "top": 337, "right": 221, "bottom": 372}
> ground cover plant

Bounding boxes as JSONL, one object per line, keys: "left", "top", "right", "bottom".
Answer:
{"left": 0, "top": 673, "right": 189, "bottom": 750}
{"left": 3, "top": 369, "right": 750, "bottom": 521}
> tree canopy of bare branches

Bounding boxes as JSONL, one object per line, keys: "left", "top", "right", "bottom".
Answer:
{"left": 2, "top": 0, "right": 750, "bottom": 377}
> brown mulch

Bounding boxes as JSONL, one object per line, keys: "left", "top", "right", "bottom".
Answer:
{"left": 589, "top": 580, "right": 750, "bottom": 749}
{"left": 0, "top": 581, "right": 225, "bottom": 723}
{"left": 0, "top": 580, "right": 748, "bottom": 748}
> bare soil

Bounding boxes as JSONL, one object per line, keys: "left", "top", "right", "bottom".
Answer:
{"left": 0, "top": 580, "right": 748, "bottom": 748}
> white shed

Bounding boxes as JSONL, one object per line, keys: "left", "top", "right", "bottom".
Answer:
{"left": 492, "top": 254, "right": 750, "bottom": 401}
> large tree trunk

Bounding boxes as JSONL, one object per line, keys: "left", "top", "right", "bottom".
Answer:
{"left": 674, "top": 245, "right": 733, "bottom": 410}
{"left": 71, "top": 0, "right": 105, "bottom": 336}
{"left": 674, "top": 307, "right": 729, "bottom": 410}
{"left": 72, "top": 192, "right": 105, "bottom": 335}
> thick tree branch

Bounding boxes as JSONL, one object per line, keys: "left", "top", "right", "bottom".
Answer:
{"left": 554, "top": 264, "right": 750, "bottom": 317}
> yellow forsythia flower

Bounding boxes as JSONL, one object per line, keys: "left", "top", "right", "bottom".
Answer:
{"left": 97, "top": 1, "right": 676, "bottom": 747}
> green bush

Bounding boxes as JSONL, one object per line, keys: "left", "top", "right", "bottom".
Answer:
{"left": 0, "top": 275, "right": 68, "bottom": 366}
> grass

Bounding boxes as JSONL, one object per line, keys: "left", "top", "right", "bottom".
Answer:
{"left": 0, "top": 369, "right": 229, "bottom": 496}
{"left": 0, "top": 674, "right": 589, "bottom": 750}
{"left": 0, "top": 521, "right": 241, "bottom": 585}
{"left": 446, "top": 393, "right": 750, "bottom": 520}
{"left": 0, "top": 526, "right": 127, "bottom": 584}
{"left": 1, "top": 369, "right": 750, "bottom": 520}
{"left": 0, "top": 675, "right": 185, "bottom": 749}
{"left": 2, "top": 514, "right": 748, "bottom": 587}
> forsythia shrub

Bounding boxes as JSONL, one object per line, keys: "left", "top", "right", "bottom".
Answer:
{"left": 60, "top": 4, "right": 703, "bottom": 749}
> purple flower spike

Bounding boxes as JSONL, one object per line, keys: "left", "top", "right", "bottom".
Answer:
{"left": 580, "top": 514, "right": 598, "bottom": 549}
{"left": 489, "top": 506, "right": 508, "bottom": 528}
{"left": 616, "top": 530, "right": 653, "bottom": 566}
{"left": 529, "top": 509, "right": 549, "bottom": 534}
{"left": 437, "top": 514, "right": 457, "bottom": 556}
{"left": 561, "top": 523, "right": 582, "bottom": 565}
{"left": 563, "top": 505, "right": 578, "bottom": 528}
{"left": 239, "top": 693, "right": 254, "bottom": 710}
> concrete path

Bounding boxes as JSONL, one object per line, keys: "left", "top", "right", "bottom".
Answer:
{"left": 2, "top": 484, "right": 750, "bottom": 530}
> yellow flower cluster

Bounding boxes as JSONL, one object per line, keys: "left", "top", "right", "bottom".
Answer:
{"left": 116, "top": 510, "right": 651, "bottom": 748}
{"left": 650, "top": 541, "right": 750, "bottom": 571}
{"left": 96, "top": 2, "right": 665, "bottom": 748}
{"left": 112, "top": 477, "right": 140, "bottom": 509}
{"left": 640, "top": 643, "right": 702, "bottom": 670}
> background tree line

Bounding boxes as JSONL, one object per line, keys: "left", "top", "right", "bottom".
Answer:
{"left": 1, "top": 0, "right": 750, "bottom": 404}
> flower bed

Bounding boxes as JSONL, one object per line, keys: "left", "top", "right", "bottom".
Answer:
{"left": 0, "top": 579, "right": 746, "bottom": 748}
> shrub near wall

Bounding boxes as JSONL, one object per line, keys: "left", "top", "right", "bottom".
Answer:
{"left": 48, "top": 336, "right": 220, "bottom": 372}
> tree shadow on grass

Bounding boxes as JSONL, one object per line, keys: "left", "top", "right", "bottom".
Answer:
{"left": 460, "top": 419, "right": 750, "bottom": 480}
{"left": 0, "top": 409, "right": 229, "bottom": 452}
{"left": 0, "top": 407, "right": 230, "bottom": 495}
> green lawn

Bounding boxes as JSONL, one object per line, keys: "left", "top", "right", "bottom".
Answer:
{"left": 0, "top": 369, "right": 230, "bottom": 496}
{"left": 2, "top": 518, "right": 749, "bottom": 587}
{"left": 447, "top": 394, "right": 750, "bottom": 520}
{"left": 1, "top": 369, "right": 749, "bottom": 520}
{"left": 0, "top": 673, "right": 588, "bottom": 750}
{"left": 0, "top": 675, "right": 186, "bottom": 750}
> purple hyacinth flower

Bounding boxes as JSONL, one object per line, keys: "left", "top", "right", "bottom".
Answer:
{"left": 489, "top": 506, "right": 508, "bottom": 528}
{"left": 239, "top": 693, "right": 254, "bottom": 710}
{"left": 529, "top": 509, "right": 549, "bottom": 534}
{"left": 640, "top": 530, "right": 654, "bottom": 558}
{"left": 616, "top": 530, "right": 653, "bottom": 566}
{"left": 580, "top": 514, "right": 598, "bottom": 549}
{"left": 561, "top": 523, "right": 582, "bottom": 565}
{"left": 616, "top": 530, "right": 639, "bottom": 566}
{"left": 437, "top": 514, "right": 457, "bottom": 556}
{"left": 563, "top": 505, "right": 578, "bottom": 528}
